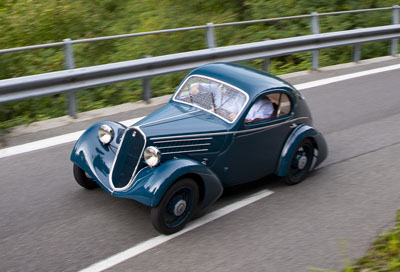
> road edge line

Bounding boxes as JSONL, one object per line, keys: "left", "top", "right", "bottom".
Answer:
{"left": 0, "top": 117, "right": 143, "bottom": 159}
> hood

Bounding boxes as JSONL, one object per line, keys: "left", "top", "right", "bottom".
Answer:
{"left": 134, "top": 102, "right": 231, "bottom": 138}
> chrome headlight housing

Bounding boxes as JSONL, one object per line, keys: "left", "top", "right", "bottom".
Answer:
{"left": 98, "top": 124, "right": 114, "bottom": 145}
{"left": 144, "top": 146, "right": 161, "bottom": 167}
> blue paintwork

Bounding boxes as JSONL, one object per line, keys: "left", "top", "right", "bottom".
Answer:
{"left": 71, "top": 121, "right": 126, "bottom": 193}
{"left": 71, "top": 62, "right": 328, "bottom": 211}
{"left": 112, "top": 159, "right": 223, "bottom": 208}
{"left": 136, "top": 102, "right": 231, "bottom": 137}
{"left": 71, "top": 124, "right": 223, "bottom": 207}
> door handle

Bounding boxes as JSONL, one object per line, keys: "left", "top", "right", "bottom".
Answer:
{"left": 290, "top": 123, "right": 297, "bottom": 128}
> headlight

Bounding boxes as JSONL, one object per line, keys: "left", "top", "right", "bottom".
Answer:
{"left": 98, "top": 124, "right": 113, "bottom": 145}
{"left": 144, "top": 146, "right": 161, "bottom": 167}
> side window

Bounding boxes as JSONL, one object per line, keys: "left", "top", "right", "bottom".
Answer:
{"left": 244, "top": 92, "right": 292, "bottom": 123}
{"left": 277, "top": 93, "right": 291, "bottom": 117}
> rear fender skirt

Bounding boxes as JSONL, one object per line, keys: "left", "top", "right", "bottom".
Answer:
{"left": 113, "top": 158, "right": 223, "bottom": 209}
{"left": 276, "top": 125, "right": 328, "bottom": 177}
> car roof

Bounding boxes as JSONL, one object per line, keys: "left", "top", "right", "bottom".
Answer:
{"left": 188, "top": 63, "right": 295, "bottom": 99}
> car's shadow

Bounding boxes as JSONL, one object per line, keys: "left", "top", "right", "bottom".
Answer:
{"left": 193, "top": 174, "right": 285, "bottom": 218}
{"left": 193, "top": 168, "right": 323, "bottom": 219}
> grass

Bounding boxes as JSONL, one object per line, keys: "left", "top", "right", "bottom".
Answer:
{"left": 353, "top": 211, "right": 400, "bottom": 271}
{"left": 309, "top": 210, "right": 400, "bottom": 272}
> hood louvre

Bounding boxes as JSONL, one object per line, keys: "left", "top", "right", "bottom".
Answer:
{"left": 153, "top": 137, "right": 213, "bottom": 156}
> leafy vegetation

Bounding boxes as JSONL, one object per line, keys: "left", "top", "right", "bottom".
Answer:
{"left": 309, "top": 211, "right": 400, "bottom": 272}
{"left": 1, "top": 0, "right": 399, "bottom": 130}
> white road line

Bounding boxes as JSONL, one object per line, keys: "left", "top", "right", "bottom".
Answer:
{"left": 0, "top": 130, "right": 84, "bottom": 159}
{"left": 1, "top": 62, "right": 400, "bottom": 159}
{"left": 79, "top": 189, "right": 274, "bottom": 272}
{"left": 295, "top": 63, "right": 400, "bottom": 90}
{"left": 0, "top": 117, "right": 143, "bottom": 159}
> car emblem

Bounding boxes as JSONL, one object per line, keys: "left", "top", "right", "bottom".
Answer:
{"left": 132, "top": 131, "right": 136, "bottom": 137}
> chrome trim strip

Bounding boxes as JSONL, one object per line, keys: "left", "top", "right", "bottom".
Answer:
{"left": 124, "top": 165, "right": 150, "bottom": 189}
{"left": 139, "top": 110, "right": 201, "bottom": 127}
{"left": 161, "top": 149, "right": 209, "bottom": 155}
{"left": 150, "top": 117, "right": 309, "bottom": 141}
{"left": 172, "top": 75, "right": 250, "bottom": 124}
{"left": 153, "top": 137, "right": 213, "bottom": 144}
{"left": 239, "top": 117, "right": 308, "bottom": 134}
{"left": 157, "top": 143, "right": 211, "bottom": 149}
{"left": 109, "top": 126, "right": 147, "bottom": 192}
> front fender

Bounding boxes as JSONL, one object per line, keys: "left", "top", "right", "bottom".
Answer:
{"left": 115, "top": 158, "right": 223, "bottom": 209}
{"left": 276, "top": 125, "right": 328, "bottom": 176}
{"left": 70, "top": 121, "right": 127, "bottom": 192}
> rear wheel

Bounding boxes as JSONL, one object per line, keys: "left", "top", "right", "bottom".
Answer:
{"left": 151, "top": 178, "right": 199, "bottom": 235}
{"left": 284, "top": 139, "right": 314, "bottom": 185}
{"left": 73, "top": 164, "right": 99, "bottom": 189}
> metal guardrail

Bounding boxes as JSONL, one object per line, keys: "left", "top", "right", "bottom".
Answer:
{"left": 0, "top": 6, "right": 399, "bottom": 117}
{"left": 2, "top": 24, "right": 400, "bottom": 107}
{"left": 1, "top": 6, "right": 399, "bottom": 54}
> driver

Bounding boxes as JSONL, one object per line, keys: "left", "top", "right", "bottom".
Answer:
{"left": 190, "top": 82, "right": 245, "bottom": 121}
{"left": 245, "top": 93, "right": 280, "bottom": 123}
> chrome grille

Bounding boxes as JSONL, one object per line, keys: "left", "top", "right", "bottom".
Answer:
{"left": 111, "top": 127, "right": 145, "bottom": 189}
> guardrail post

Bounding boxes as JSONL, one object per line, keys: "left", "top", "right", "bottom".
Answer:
{"left": 392, "top": 5, "right": 400, "bottom": 56}
{"left": 206, "top": 22, "right": 216, "bottom": 48}
{"left": 142, "top": 55, "right": 152, "bottom": 103}
{"left": 353, "top": 27, "right": 362, "bottom": 62}
{"left": 263, "top": 39, "right": 271, "bottom": 72}
{"left": 263, "top": 58, "right": 270, "bottom": 72}
{"left": 311, "top": 12, "right": 320, "bottom": 70}
{"left": 63, "top": 38, "right": 77, "bottom": 118}
{"left": 353, "top": 43, "right": 361, "bottom": 62}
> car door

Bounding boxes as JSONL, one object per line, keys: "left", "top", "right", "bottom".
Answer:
{"left": 223, "top": 91, "right": 295, "bottom": 185}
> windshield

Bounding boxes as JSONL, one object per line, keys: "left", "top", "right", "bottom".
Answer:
{"left": 174, "top": 75, "right": 248, "bottom": 123}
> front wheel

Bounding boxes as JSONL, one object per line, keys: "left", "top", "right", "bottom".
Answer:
{"left": 151, "top": 178, "right": 199, "bottom": 235}
{"left": 73, "top": 164, "right": 99, "bottom": 189}
{"left": 284, "top": 138, "right": 314, "bottom": 186}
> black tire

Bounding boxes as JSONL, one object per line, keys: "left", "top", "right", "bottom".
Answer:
{"left": 73, "top": 164, "right": 99, "bottom": 190}
{"left": 151, "top": 178, "right": 199, "bottom": 235}
{"left": 284, "top": 138, "right": 314, "bottom": 186}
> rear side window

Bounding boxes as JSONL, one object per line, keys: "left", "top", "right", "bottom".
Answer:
{"left": 278, "top": 93, "right": 291, "bottom": 117}
{"left": 245, "top": 92, "right": 292, "bottom": 123}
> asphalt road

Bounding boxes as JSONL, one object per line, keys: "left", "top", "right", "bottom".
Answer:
{"left": 1, "top": 58, "right": 400, "bottom": 272}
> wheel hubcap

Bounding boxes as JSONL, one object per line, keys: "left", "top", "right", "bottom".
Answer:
{"left": 297, "top": 155, "right": 308, "bottom": 170}
{"left": 173, "top": 200, "right": 187, "bottom": 216}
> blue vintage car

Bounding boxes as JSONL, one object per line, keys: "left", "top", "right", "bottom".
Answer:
{"left": 71, "top": 63, "right": 327, "bottom": 234}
